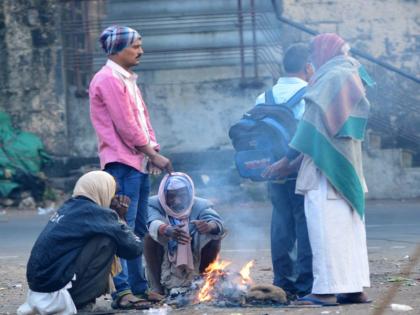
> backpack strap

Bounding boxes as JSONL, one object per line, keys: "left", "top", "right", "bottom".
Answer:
{"left": 263, "top": 86, "right": 306, "bottom": 107}
{"left": 264, "top": 88, "right": 276, "bottom": 105}
{"left": 285, "top": 86, "right": 307, "bottom": 109}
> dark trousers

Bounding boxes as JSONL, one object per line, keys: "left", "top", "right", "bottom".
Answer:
{"left": 269, "top": 180, "right": 313, "bottom": 296}
{"left": 69, "top": 236, "right": 116, "bottom": 308}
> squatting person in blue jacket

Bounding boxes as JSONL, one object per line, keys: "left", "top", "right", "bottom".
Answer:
{"left": 18, "top": 171, "right": 148, "bottom": 313}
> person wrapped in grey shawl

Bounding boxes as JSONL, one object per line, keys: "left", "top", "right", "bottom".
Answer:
{"left": 146, "top": 172, "right": 225, "bottom": 291}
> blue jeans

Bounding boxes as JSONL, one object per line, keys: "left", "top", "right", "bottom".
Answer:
{"left": 104, "top": 162, "right": 149, "bottom": 298}
{"left": 269, "top": 180, "right": 313, "bottom": 296}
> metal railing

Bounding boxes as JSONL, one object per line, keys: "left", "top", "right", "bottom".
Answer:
{"left": 61, "top": 3, "right": 284, "bottom": 83}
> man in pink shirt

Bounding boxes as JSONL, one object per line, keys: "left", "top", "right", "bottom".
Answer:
{"left": 89, "top": 25, "right": 173, "bottom": 310}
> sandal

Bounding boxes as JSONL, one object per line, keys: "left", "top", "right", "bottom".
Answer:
{"left": 294, "top": 295, "right": 339, "bottom": 306}
{"left": 111, "top": 293, "right": 151, "bottom": 310}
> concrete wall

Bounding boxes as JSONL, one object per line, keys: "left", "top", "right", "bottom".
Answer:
{"left": 2, "top": 0, "right": 418, "bottom": 158}
{"left": 66, "top": 65, "right": 273, "bottom": 157}
{"left": 44, "top": 0, "right": 420, "bottom": 159}
{"left": 281, "top": 0, "right": 420, "bottom": 159}
{"left": 283, "top": 0, "right": 419, "bottom": 70}
{"left": 1, "top": 0, "right": 420, "bottom": 199}
{"left": 68, "top": 0, "right": 280, "bottom": 157}
{"left": 363, "top": 147, "right": 420, "bottom": 199}
{"left": 138, "top": 67, "right": 272, "bottom": 153}
{"left": 0, "top": 0, "right": 67, "bottom": 155}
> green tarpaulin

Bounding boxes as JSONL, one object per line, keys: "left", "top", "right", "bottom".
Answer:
{"left": 0, "top": 111, "right": 50, "bottom": 198}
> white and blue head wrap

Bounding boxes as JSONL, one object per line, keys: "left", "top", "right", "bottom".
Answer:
{"left": 158, "top": 172, "right": 195, "bottom": 218}
{"left": 99, "top": 25, "right": 141, "bottom": 55}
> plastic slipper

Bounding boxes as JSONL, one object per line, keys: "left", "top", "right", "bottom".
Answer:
{"left": 337, "top": 294, "right": 372, "bottom": 304}
{"left": 295, "top": 296, "right": 339, "bottom": 306}
{"left": 111, "top": 293, "right": 151, "bottom": 310}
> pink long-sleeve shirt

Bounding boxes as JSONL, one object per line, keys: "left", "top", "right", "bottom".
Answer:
{"left": 89, "top": 60, "right": 159, "bottom": 173}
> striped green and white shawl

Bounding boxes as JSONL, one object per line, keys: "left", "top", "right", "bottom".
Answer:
{"left": 290, "top": 55, "right": 370, "bottom": 218}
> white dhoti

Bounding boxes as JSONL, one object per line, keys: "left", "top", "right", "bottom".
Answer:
{"left": 304, "top": 174, "right": 370, "bottom": 294}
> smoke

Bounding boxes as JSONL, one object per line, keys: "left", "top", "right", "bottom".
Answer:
{"left": 143, "top": 129, "right": 274, "bottom": 269}
{"left": 150, "top": 152, "right": 273, "bottom": 265}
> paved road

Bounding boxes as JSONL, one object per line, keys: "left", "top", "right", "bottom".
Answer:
{"left": 0, "top": 199, "right": 419, "bottom": 261}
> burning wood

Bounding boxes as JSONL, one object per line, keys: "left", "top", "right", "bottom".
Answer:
{"left": 195, "top": 257, "right": 254, "bottom": 306}
{"left": 197, "top": 259, "right": 234, "bottom": 302}
{"left": 239, "top": 260, "right": 254, "bottom": 283}
{"left": 165, "top": 256, "right": 287, "bottom": 308}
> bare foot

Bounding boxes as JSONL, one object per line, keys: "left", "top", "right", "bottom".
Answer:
{"left": 147, "top": 291, "right": 165, "bottom": 302}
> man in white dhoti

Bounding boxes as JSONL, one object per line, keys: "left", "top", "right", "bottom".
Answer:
{"left": 265, "top": 33, "right": 371, "bottom": 306}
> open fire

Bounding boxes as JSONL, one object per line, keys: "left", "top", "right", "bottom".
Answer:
{"left": 165, "top": 256, "right": 287, "bottom": 308}
{"left": 195, "top": 257, "right": 254, "bottom": 305}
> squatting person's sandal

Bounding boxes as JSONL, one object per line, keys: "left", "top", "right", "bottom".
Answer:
{"left": 111, "top": 292, "right": 151, "bottom": 310}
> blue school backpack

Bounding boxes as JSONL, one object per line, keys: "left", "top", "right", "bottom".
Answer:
{"left": 228, "top": 86, "right": 306, "bottom": 181}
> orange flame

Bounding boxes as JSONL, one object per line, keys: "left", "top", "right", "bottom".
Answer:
{"left": 196, "top": 257, "right": 254, "bottom": 303}
{"left": 197, "top": 256, "right": 231, "bottom": 302}
{"left": 239, "top": 260, "right": 254, "bottom": 283}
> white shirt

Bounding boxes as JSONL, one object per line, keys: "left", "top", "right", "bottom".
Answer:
{"left": 255, "top": 77, "right": 307, "bottom": 120}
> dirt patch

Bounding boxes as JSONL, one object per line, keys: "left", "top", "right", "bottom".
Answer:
{"left": 1, "top": 199, "right": 419, "bottom": 314}
{"left": 1, "top": 250, "right": 419, "bottom": 315}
